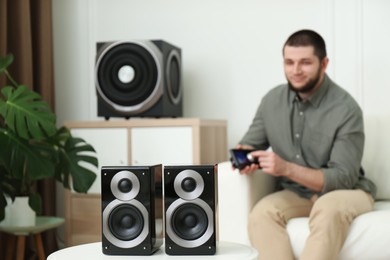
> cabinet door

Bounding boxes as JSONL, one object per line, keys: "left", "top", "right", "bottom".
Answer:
{"left": 71, "top": 128, "right": 128, "bottom": 193}
{"left": 131, "top": 126, "right": 193, "bottom": 165}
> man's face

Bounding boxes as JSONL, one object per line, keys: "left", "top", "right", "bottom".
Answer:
{"left": 283, "top": 45, "right": 328, "bottom": 95}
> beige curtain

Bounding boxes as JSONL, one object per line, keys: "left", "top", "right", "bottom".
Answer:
{"left": 0, "top": 0, "right": 57, "bottom": 259}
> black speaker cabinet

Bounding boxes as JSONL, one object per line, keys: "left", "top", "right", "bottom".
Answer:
{"left": 101, "top": 165, "right": 163, "bottom": 255}
{"left": 95, "top": 40, "right": 182, "bottom": 119}
{"left": 164, "top": 165, "right": 218, "bottom": 255}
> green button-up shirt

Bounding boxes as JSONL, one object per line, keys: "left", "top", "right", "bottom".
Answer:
{"left": 240, "top": 74, "right": 376, "bottom": 198}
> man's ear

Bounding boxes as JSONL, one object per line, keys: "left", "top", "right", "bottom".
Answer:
{"left": 321, "top": 57, "right": 329, "bottom": 71}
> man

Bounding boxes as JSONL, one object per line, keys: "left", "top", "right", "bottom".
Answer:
{"left": 236, "top": 29, "right": 376, "bottom": 260}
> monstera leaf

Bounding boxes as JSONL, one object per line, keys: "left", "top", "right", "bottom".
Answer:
{"left": 0, "top": 53, "right": 12, "bottom": 74}
{"left": 0, "top": 129, "right": 55, "bottom": 181}
{"left": 51, "top": 127, "right": 98, "bottom": 193}
{"left": 0, "top": 86, "right": 57, "bottom": 140}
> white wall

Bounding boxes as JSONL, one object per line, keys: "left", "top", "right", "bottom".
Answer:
{"left": 53, "top": 0, "right": 390, "bottom": 156}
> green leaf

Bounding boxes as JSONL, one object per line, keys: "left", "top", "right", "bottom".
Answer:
{"left": 0, "top": 192, "right": 6, "bottom": 221}
{"left": 53, "top": 129, "right": 98, "bottom": 193}
{"left": 29, "top": 193, "right": 42, "bottom": 215}
{"left": 0, "top": 129, "right": 55, "bottom": 181}
{"left": 66, "top": 138, "right": 98, "bottom": 192}
{"left": 0, "top": 86, "right": 57, "bottom": 140}
{"left": 0, "top": 54, "right": 13, "bottom": 74}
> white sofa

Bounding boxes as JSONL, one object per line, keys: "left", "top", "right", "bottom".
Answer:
{"left": 218, "top": 115, "right": 390, "bottom": 259}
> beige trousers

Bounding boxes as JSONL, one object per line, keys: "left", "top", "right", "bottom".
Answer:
{"left": 248, "top": 189, "right": 374, "bottom": 260}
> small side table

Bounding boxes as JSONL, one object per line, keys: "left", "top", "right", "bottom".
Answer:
{"left": 0, "top": 216, "right": 64, "bottom": 260}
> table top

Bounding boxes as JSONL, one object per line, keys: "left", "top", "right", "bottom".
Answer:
{"left": 48, "top": 241, "right": 258, "bottom": 260}
{"left": 0, "top": 216, "right": 64, "bottom": 235}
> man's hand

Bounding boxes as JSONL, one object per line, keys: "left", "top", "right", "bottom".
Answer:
{"left": 233, "top": 144, "right": 260, "bottom": 174}
{"left": 244, "top": 150, "right": 325, "bottom": 192}
{"left": 251, "top": 150, "right": 289, "bottom": 176}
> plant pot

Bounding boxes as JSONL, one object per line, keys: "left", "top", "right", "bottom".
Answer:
{"left": 0, "top": 196, "right": 36, "bottom": 227}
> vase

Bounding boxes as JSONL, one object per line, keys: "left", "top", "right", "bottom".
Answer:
{"left": 0, "top": 196, "right": 36, "bottom": 227}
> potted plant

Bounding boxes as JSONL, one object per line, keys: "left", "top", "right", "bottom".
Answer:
{"left": 0, "top": 53, "right": 98, "bottom": 224}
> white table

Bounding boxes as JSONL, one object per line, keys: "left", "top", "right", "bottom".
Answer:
{"left": 48, "top": 241, "right": 258, "bottom": 260}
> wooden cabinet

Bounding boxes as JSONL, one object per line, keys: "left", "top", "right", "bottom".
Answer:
{"left": 62, "top": 118, "right": 227, "bottom": 246}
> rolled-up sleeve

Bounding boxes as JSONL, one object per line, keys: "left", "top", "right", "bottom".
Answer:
{"left": 321, "top": 107, "right": 364, "bottom": 193}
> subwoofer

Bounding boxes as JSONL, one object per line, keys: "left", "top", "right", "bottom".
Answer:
{"left": 101, "top": 165, "right": 163, "bottom": 255}
{"left": 95, "top": 40, "right": 182, "bottom": 119}
{"left": 164, "top": 165, "right": 218, "bottom": 255}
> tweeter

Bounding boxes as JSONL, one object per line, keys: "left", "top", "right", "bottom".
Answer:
{"left": 95, "top": 40, "right": 182, "bottom": 119}
{"left": 101, "top": 165, "right": 163, "bottom": 255}
{"left": 164, "top": 165, "right": 218, "bottom": 255}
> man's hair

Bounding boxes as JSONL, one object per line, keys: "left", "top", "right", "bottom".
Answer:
{"left": 283, "top": 29, "right": 327, "bottom": 60}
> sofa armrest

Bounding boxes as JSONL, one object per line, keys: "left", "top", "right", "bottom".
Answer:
{"left": 217, "top": 161, "right": 275, "bottom": 245}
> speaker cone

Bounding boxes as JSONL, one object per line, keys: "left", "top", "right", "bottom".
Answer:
{"left": 109, "top": 204, "right": 144, "bottom": 241}
{"left": 165, "top": 198, "right": 214, "bottom": 248}
{"left": 171, "top": 203, "right": 208, "bottom": 240}
{"left": 174, "top": 170, "right": 204, "bottom": 200}
{"left": 166, "top": 49, "right": 181, "bottom": 105}
{"left": 102, "top": 199, "right": 149, "bottom": 248}
{"left": 110, "top": 170, "right": 140, "bottom": 201}
{"left": 96, "top": 41, "right": 163, "bottom": 113}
